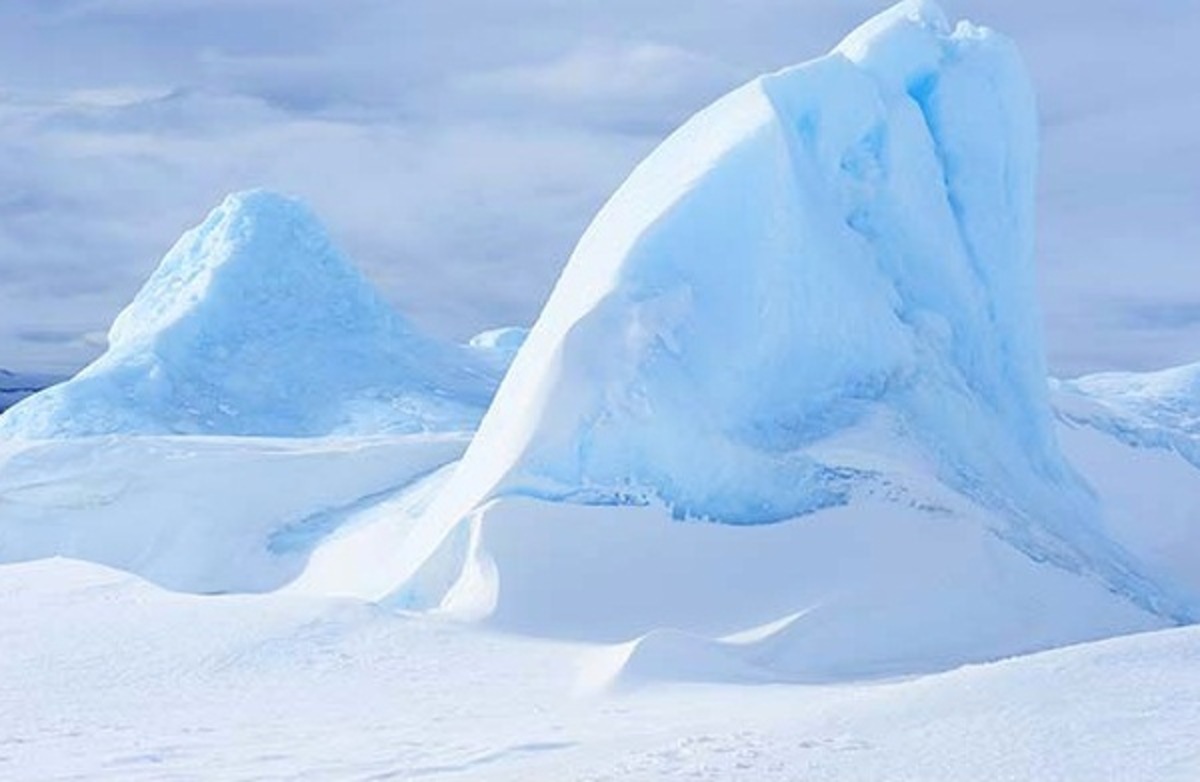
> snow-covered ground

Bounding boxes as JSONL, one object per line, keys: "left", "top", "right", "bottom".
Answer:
{"left": 2, "top": 2, "right": 1199, "bottom": 779}
{"left": 0, "top": 433, "right": 469, "bottom": 594}
{"left": 2, "top": 557, "right": 1198, "bottom": 781}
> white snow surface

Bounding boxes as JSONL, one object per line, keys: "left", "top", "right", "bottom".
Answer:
{"left": 0, "top": 432, "right": 468, "bottom": 593}
{"left": 1, "top": 3, "right": 1199, "bottom": 778}
{"left": 0, "top": 190, "right": 497, "bottom": 438}
{"left": 357, "top": 0, "right": 1189, "bottom": 678}
{"left": 2, "top": 556, "right": 1198, "bottom": 781}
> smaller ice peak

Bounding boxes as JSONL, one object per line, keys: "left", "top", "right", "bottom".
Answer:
{"left": 0, "top": 190, "right": 498, "bottom": 438}
{"left": 108, "top": 189, "right": 407, "bottom": 352}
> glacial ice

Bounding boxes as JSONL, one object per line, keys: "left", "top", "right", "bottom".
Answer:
{"left": 0, "top": 191, "right": 497, "bottom": 438}
{"left": 440, "top": 0, "right": 1071, "bottom": 526}
{"left": 343, "top": 1, "right": 1192, "bottom": 679}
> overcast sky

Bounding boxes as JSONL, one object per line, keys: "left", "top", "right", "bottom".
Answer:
{"left": 1, "top": 0, "right": 1197, "bottom": 376}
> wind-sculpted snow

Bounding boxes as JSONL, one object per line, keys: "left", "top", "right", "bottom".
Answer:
{"left": 368, "top": 0, "right": 1190, "bottom": 662}
{"left": 0, "top": 191, "right": 497, "bottom": 438}
{"left": 0, "top": 434, "right": 469, "bottom": 593}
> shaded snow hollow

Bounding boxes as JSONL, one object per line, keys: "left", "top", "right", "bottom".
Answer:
{"left": 0, "top": 191, "right": 497, "bottom": 437}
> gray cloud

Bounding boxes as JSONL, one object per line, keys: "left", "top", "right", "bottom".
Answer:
{"left": 1, "top": 0, "right": 1199, "bottom": 379}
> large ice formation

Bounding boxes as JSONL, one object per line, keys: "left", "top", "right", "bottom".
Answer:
{"left": 343, "top": 0, "right": 1189, "bottom": 679}
{"left": 436, "top": 0, "right": 1067, "bottom": 524}
{"left": 0, "top": 191, "right": 497, "bottom": 438}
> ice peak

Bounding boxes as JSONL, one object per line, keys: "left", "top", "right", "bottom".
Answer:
{"left": 0, "top": 191, "right": 498, "bottom": 438}
{"left": 107, "top": 189, "right": 365, "bottom": 349}
{"left": 371, "top": 0, "right": 1188, "bottom": 628}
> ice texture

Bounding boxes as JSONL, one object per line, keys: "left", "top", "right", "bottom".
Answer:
{"left": 444, "top": 1, "right": 1070, "bottom": 524}
{"left": 0, "top": 191, "right": 497, "bottom": 437}
{"left": 362, "top": 2, "right": 1191, "bottom": 672}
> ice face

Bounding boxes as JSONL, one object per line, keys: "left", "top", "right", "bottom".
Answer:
{"left": 442, "top": 0, "right": 1065, "bottom": 524}
{"left": 376, "top": 1, "right": 1189, "bottom": 632}
{"left": 0, "top": 190, "right": 497, "bottom": 438}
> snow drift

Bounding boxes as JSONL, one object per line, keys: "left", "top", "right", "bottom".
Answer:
{"left": 0, "top": 190, "right": 496, "bottom": 438}
{"left": 0, "top": 433, "right": 468, "bottom": 593}
{"left": 340, "top": 0, "right": 1189, "bottom": 680}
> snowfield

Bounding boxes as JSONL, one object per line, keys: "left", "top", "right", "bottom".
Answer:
{"left": 2, "top": 1, "right": 1199, "bottom": 780}
{"left": 1, "top": 557, "right": 1198, "bottom": 781}
{"left": 0, "top": 433, "right": 469, "bottom": 594}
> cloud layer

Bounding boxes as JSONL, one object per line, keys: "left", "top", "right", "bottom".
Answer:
{"left": 1, "top": 0, "right": 1198, "bottom": 376}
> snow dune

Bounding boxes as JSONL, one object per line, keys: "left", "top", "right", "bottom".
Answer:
{"left": 0, "top": 433, "right": 469, "bottom": 593}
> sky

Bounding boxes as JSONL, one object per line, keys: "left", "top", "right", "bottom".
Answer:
{"left": 0, "top": 0, "right": 1197, "bottom": 376}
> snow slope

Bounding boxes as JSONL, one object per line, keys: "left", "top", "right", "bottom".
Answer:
{"left": 0, "top": 433, "right": 468, "bottom": 593}
{"left": 0, "top": 190, "right": 497, "bottom": 438}
{"left": 347, "top": 0, "right": 1185, "bottom": 680}
{"left": 2, "top": 556, "right": 1198, "bottom": 781}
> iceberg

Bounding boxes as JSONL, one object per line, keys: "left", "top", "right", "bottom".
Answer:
{"left": 346, "top": 0, "right": 1189, "bottom": 679}
{"left": 436, "top": 0, "right": 1066, "bottom": 525}
{"left": 0, "top": 190, "right": 497, "bottom": 438}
